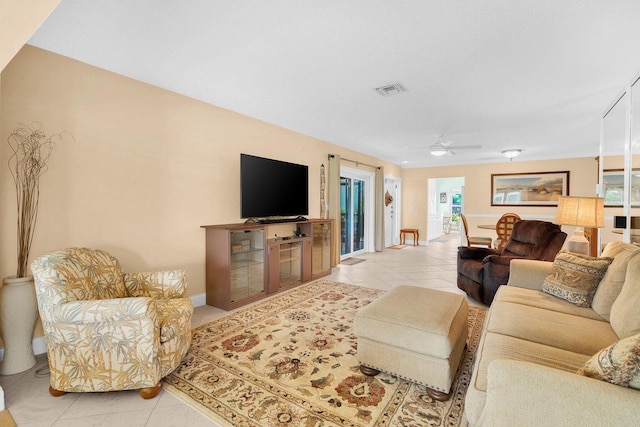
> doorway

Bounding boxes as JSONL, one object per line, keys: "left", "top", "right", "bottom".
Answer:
{"left": 427, "top": 176, "right": 465, "bottom": 242}
{"left": 340, "top": 167, "right": 374, "bottom": 259}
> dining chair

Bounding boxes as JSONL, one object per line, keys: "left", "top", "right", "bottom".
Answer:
{"left": 443, "top": 216, "right": 452, "bottom": 234}
{"left": 495, "top": 213, "right": 521, "bottom": 250}
{"left": 460, "top": 213, "right": 492, "bottom": 248}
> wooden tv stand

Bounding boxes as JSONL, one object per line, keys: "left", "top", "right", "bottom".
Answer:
{"left": 201, "top": 219, "right": 333, "bottom": 310}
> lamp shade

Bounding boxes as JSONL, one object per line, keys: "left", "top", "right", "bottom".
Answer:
{"left": 554, "top": 196, "right": 605, "bottom": 228}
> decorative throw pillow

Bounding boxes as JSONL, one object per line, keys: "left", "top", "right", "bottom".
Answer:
{"left": 577, "top": 333, "right": 640, "bottom": 389}
{"left": 542, "top": 251, "right": 613, "bottom": 307}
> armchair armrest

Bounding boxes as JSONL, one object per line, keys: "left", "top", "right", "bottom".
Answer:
{"left": 476, "top": 360, "right": 640, "bottom": 427}
{"left": 458, "top": 246, "right": 500, "bottom": 260}
{"left": 483, "top": 254, "right": 521, "bottom": 266}
{"left": 51, "top": 297, "right": 156, "bottom": 324}
{"left": 505, "top": 259, "right": 553, "bottom": 290}
{"left": 124, "top": 270, "right": 188, "bottom": 299}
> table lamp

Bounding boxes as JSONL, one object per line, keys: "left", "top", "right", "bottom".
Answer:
{"left": 554, "top": 196, "right": 605, "bottom": 255}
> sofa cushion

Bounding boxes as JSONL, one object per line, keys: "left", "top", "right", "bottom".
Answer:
{"left": 465, "top": 329, "right": 591, "bottom": 425}
{"left": 475, "top": 332, "right": 591, "bottom": 392}
{"left": 542, "top": 251, "right": 612, "bottom": 307}
{"left": 578, "top": 333, "right": 640, "bottom": 389}
{"left": 610, "top": 254, "right": 640, "bottom": 339}
{"left": 592, "top": 242, "right": 640, "bottom": 320}
{"left": 488, "top": 301, "right": 618, "bottom": 355}
{"left": 496, "top": 286, "right": 604, "bottom": 321}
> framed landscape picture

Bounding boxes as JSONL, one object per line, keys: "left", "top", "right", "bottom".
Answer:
{"left": 491, "top": 171, "right": 570, "bottom": 207}
{"left": 602, "top": 169, "right": 640, "bottom": 207}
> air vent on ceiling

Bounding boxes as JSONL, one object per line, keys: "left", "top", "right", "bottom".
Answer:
{"left": 375, "top": 82, "right": 407, "bottom": 97}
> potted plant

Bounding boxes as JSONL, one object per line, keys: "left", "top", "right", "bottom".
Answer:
{"left": 0, "top": 123, "right": 66, "bottom": 374}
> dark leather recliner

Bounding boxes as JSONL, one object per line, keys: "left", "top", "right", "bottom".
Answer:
{"left": 457, "top": 220, "right": 567, "bottom": 305}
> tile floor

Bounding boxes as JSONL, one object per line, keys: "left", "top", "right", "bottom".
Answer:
{"left": 0, "top": 233, "right": 484, "bottom": 426}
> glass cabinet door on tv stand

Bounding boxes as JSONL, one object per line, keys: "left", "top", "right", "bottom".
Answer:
{"left": 203, "top": 225, "right": 266, "bottom": 310}
{"left": 229, "top": 229, "right": 265, "bottom": 303}
{"left": 268, "top": 240, "right": 302, "bottom": 291}
{"left": 311, "top": 222, "right": 331, "bottom": 278}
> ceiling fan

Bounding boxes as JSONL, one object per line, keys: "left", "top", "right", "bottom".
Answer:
{"left": 429, "top": 136, "right": 482, "bottom": 156}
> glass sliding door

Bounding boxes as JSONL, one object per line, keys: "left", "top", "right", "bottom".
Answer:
{"left": 340, "top": 173, "right": 367, "bottom": 258}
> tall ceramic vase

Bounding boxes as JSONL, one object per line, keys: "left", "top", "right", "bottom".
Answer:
{"left": 0, "top": 276, "right": 38, "bottom": 375}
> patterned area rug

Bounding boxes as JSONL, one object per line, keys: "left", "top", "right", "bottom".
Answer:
{"left": 163, "top": 280, "right": 486, "bottom": 426}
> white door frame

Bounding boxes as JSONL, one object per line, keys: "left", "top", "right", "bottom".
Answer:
{"left": 384, "top": 176, "right": 402, "bottom": 246}
{"left": 340, "top": 166, "right": 375, "bottom": 259}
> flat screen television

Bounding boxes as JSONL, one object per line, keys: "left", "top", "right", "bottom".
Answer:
{"left": 240, "top": 154, "right": 309, "bottom": 219}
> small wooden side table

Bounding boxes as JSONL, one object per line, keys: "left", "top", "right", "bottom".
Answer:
{"left": 400, "top": 228, "right": 419, "bottom": 246}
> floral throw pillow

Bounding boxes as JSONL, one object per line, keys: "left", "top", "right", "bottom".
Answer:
{"left": 542, "top": 251, "right": 612, "bottom": 307}
{"left": 577, "top": 333, "right": 640, "bottom": 389}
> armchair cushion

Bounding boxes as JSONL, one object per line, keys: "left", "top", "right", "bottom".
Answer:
{"left": 124, "top": 270, "right": 188, "bottom": 299}
{"left": 36, "top": 248, "right": 129, "bottom": 307}
{"left": 51, "top": 297, "right": 156, "bottom": 324}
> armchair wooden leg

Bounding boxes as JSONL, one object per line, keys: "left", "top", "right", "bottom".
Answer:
{"left": 140, "top": 383, "right": 161, "bottom": 399}
{"left": 49, "top": 385, "right": 66, "bottom": 397}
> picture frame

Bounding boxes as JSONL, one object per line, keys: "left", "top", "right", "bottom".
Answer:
{"left": 602, "top": 169, "right": 640, "bottom": 207}
{"left": 440, "top": 192, "right": 447, "bottom": 203}
{"left": 491, "top": 171, "right": 570, "bottom": 206}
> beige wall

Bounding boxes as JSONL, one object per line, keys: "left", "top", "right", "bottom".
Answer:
{"left": 0, "top": 0, "right": 60, "bottom": 72}
{"left": 402, "top": 157, "right": 600, "bottom": 242}
{"left": 0, "top": 45, "right": 401, "bottom": 303}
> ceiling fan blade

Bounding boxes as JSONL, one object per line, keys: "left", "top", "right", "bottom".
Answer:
{"left": 453, "top": 145, "right": 482, "bottom": 150}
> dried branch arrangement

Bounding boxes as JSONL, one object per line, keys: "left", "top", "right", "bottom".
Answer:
{"left": 7, "top": 123, "right": 71, "bottom": 278}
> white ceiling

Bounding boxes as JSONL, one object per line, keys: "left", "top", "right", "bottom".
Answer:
{"left": 27, "top": 0, "right": 640, "bottom": 168}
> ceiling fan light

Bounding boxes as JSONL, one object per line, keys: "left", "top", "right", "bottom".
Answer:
{"left": 430, "top": 145, "right": 448, "bottom": 156}
{"left": 502, "top": 149, "right": 522, "bottom": 159}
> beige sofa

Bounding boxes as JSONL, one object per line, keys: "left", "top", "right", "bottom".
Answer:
{"left": 465, "top": 241, "right": 640, "bottom": 426}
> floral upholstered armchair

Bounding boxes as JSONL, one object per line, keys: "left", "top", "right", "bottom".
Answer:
{"left": 31, "top": 248, "right": 193, "bottom": 399}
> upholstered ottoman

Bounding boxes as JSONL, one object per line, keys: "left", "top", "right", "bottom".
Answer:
{"left": 355, "top": 285, "right": 468, "bottom": 401}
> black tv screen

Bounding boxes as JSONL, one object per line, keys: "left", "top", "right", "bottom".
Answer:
{"left": 240, "top": 154, "right": 309, "bottom": 219}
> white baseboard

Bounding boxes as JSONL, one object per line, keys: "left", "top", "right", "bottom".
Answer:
{"left": 0, "top": 293, "right": 208, "bottom": 360}
{"left": 191, "top": 292, "right": 207, "bottom": 307}
{"left": 32, "top": 336, "right": 47, "bottom": 355}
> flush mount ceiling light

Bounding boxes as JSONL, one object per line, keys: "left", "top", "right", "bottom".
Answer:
{"left": 502, "top": 149, "right": 522, "bottom": 159}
